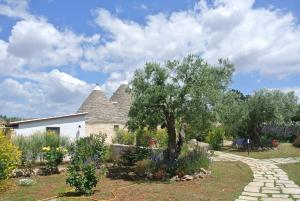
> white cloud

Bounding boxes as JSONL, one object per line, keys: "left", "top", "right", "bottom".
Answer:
{"left": 7, "top": 19, "right": 100, "bottom": 69}
{"left": 1, "top": 0, "right": 300, "bottom": 117}
{"left": 83, "top": 0, "right": 300, "bottom": 79}
{"left": 0, "top": 70, "right": 93, "bottom": 118}
{"left": 0, "top": 0, "right": 33, "bottom": 20}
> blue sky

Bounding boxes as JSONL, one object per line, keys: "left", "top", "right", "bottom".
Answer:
{"left": 0, "top": 0, "right": 300, "bottom": 118}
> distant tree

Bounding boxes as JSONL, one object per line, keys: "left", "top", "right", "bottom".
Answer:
{"left": 128, "top": 55, "right": 234, "bottom": 161}
{"left": 216, "top": 90, "right": 248, "bottom": 138}
{"left": 246, "top": 89, "right": 298, "bottom": 146}
{"left": 291, "top": 105, "right": 300, "bottom": 122}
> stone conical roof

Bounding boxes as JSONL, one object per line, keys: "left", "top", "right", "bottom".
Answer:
{"left": 77, "top": 86, "right": 122, "bottom": 124}
{"left": 110, "top": 84, "right": 132, "bottom": 124}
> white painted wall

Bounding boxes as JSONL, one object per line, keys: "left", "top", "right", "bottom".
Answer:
{"left": 13, "top": 115, "right": 86, "bottom": 141}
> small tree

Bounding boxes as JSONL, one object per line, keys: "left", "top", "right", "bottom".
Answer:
{"left": 246, "top": 89, "right": 298, "bottom": 146}
{"left": 128, "top": 55, "right": 234, "bottom": 161}
{"left": 0, "top": 131, "right": 21, "bottom": 181}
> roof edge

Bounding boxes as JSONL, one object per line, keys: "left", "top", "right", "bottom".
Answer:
{"left": 9, "top": 112, "right": 88, "bottom": 125}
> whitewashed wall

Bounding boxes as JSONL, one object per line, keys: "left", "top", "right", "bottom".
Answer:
{"left": 13, "top": 115, "right": 86, "bottom": 141}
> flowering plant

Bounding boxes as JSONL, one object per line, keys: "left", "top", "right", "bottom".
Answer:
{"left": 42, "top": 146, "right": 66, "bottom": 174}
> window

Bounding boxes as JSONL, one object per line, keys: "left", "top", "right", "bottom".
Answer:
{"left": 114, "top": 125, "right": 119, "bottom": 131}
{"left": 46, "top": 127, "right": 60, "bottom": 135}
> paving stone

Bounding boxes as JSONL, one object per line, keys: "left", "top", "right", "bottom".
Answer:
{"left": 239, "top": 195, "right": 258, "bottom": 200}
{"left": 282, "top": 188, "right": 300, "bottom": 194}
{"left": 272, "top": 194, "right": 289, "bottom": 198}
{"left": 261, "top": 190, "right": 280, "bottom": 194}
{"left": 214, "top": 152, "right": 300, "bottom": 201}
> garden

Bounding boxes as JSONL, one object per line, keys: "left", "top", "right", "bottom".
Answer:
{"left": 1, "top": 55, "right": 300, "bottom": 200}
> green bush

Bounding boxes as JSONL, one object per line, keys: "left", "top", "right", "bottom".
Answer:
{"left": 135, "top": 128, "right": 168, "bottom": 148}
{"left": 42, "top": 147, "right": 67, "bottom": 174}
{"left": 120, "top": 147, "right": 151, "bottom": 166}
{"left": 68, "top": 133, "right": 107, "bottom": 167}
{"left": 206, "top": 127, "right": 224, "bottom": 150}
{"left": 0, "top": 131, "right": 21, "bottom": 181}
{"left": 134, "top": 159, "right": 152, "bottom": 176}
{"left": 66, "top": 163, "right": 98, "bottom": 195}
{"left": 112, "top": 129, "right": 135, "bottom": 145}
{"left": 66, "top": 134, "right": 107, "bottom": 195}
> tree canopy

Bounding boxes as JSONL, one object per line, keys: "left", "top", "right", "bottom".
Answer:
{"left": 128, "top": 55, "right": 234, "bottom": 161}
{"left": 245, "top": 89, "right": 298, "bottom": 146}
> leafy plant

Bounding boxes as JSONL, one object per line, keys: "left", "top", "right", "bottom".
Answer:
{"left": 112, "top": 129, "right": 135, "bottom": 145}
{"left": 66, "top": 163, "right": 98, "bottom": 195}
{"left": 135, "top": 159, "right": 152, "bottom": 176}
{"left": 42, "top": 146, "right": 67, "bottom": 174}
{"left": 66, "top": 134, "right": 107, "bottom": 195}
{"left": 120, "top": 147, "right": 151, "bottom": 166}
{"left": 206, "top": 127, "right": 224, "bottom": 150}
{"left": 0, "top": 131, "right": 21, "bottom": 181}
{"left": 68, "top": 133, "right": 107, "bottom": 167}
{"left": 171, "top": 147, "right": 210, "bottom": 176}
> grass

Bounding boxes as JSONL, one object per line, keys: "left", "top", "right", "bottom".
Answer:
{"left": 0, "top": 161, "right": 252, "bottom": 201}
{"left": 222, "top": 143, "right": 300, "bottom": 159}
{"left": 280, "top": 163, "right": 300, "bottom": 186}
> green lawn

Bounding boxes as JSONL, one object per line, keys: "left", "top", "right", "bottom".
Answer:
{"left": 223, "top": 143, "right": 300, "bottom": 159}
{"left": 0, "top": 161, "right": 252, "bottom": 201}
{"left": 280, "top": 163, "right": 300, "bottom": 186}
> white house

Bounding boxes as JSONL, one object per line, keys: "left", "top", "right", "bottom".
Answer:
{"left": 9, "top": 113, "right": 87, "bottom": 140}
{"left": 9, "top": 84, "right": 132, "bottom": 143}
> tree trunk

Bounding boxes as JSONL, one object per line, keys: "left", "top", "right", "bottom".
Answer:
{"left": 166, "top": 115, "right": 177, "bottom": 162}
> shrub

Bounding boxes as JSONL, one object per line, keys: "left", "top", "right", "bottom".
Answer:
{"left": 172, "top": 147, "right": 210, "bottom": 176}
{"left": 42, "top": 146, "right": 67, "bottom": 174}
{"left": 66, "top": 134, "right": 107, "bottom": 195}
{"left": 66, "top": 163, "right": 98, "bottom": 195}
{"left": 112, "top": 129, "right": 135, "bottom": 145}
{"left": 135, "top": 159, "right": 152, "bottom": 176}
{"left": 206, "top": 127, "right": 224, "bottom": 150}
{"left": 120, "top": 147, "right": 151, "bottom": 166}
{"left": 135, "top": 128, "right": 168, "bottom": 148}
{"left": 293, "top": 135, "right": 300, "bottom": 147}
{"left": 68, "top": 133, "right": 107, "bottom": 167}
{"left": 0, "top": 131, "right": 21, "bottom": 181}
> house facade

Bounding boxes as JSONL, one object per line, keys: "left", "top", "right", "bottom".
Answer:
{"left": 10, "top": 84, "right": 132, "bottom": 143}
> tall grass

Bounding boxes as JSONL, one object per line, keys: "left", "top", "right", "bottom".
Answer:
{"left": 12, "top": 132, "right": 70, "bottom": 165}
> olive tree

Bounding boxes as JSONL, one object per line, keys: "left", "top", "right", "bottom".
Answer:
{"left": 128, "top": 55, "right": 234, "bottom": 161}
{"left": 246, "top": 89, "right": 298, "bottom": 146}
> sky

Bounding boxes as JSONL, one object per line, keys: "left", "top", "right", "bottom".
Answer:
{"left": 0, "top": 0, "right": 300, "bottom": 118}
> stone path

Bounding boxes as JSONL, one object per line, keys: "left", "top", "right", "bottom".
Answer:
{"left": 214, "top": 152, "right": 300, "bottom": 201}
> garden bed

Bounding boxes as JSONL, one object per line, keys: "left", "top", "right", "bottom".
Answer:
{"left": 0, "top": 161, "right": 252, "bottom": 201}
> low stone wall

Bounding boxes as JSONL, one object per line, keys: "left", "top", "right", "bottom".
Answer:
{"left": 109, "top": 144, "right": 162, "bottom": 160}
{"left": 110, "top": 140, "right": 210, "bottom": 160}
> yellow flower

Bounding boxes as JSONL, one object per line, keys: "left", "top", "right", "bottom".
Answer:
{"left": 42, "top": 146, "right": 50, "bottom": 152}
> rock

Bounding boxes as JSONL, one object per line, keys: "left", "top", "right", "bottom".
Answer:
{"left": 58, "top": 167, "right": 66, "bottom": 173}
{"left": 170, "top": 175, "right": 179, "bottom": 182}
{"left": 200, "top": 168, "right": 208, "bottom": 174}
{"left": 12, "top": 169, "right": 24, "bottom": 177}
{"left": 181, "top": 175, "right": 193, "bottom": 181}
{"left": 128, "top": 171, "right": 136, "bottom": 177}
{"left": 194, "top": 172, "right": 205, "bottom": 179}
{"left": 146, "top": 172, "right": 153, "bottom": 179}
